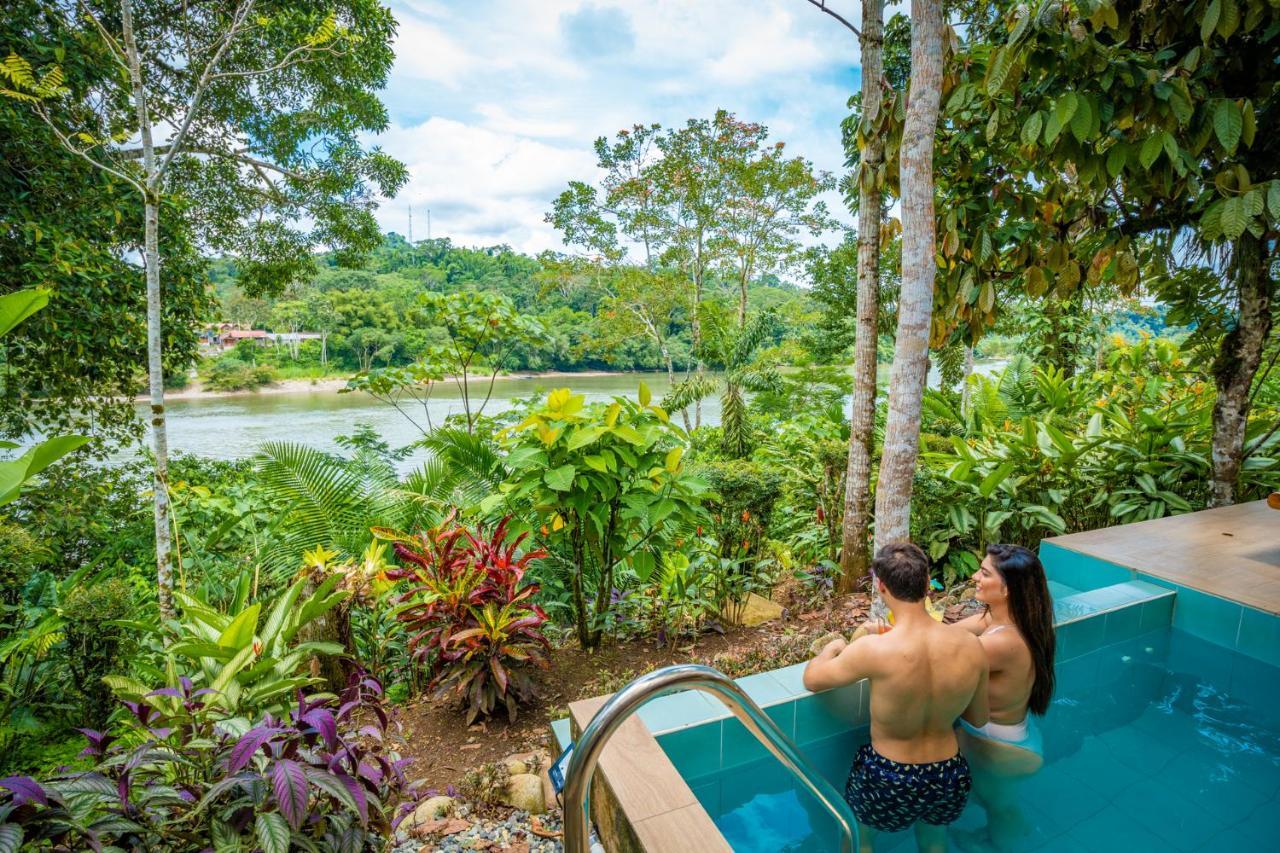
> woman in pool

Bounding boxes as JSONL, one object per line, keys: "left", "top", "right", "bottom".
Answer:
{"left": 952, "top": 543, "right": 1056, "bottom": 851}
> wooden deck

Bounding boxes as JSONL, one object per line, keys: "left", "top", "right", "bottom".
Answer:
{"left": 1048, "top": 500, "right": 1280, "bottom": 614}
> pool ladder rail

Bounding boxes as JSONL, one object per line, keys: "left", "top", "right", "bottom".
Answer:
{"left": 563, "top": 663, "right": 859, "bottom": 853}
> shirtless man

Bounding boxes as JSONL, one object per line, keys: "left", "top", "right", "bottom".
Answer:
{"left": 804, "top": 542, "right": 989, "bottom": 853}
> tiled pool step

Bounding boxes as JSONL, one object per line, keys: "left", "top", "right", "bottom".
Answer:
{"left": 551, "top": 578, "right": 1177, "bottom": 783}
{"left": 1042, "top": 540, "right": 1280, "bottom": 666}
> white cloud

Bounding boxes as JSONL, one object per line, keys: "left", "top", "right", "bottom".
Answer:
{"left": 374, "top": 117, "right": 597, "bottom": 253}
{"left": 371, "top": 0, "right": 863, "bottom": 260}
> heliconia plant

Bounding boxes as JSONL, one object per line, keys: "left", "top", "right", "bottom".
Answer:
{"left": 380, "top": 514, "right": 550, "bottom": 724}
{"left": 0, "top": 671, "right": 419, "bottom": 853}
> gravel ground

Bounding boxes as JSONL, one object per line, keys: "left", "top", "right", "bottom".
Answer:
{"left": 393, "top": 803, "right": 564, "bottom": 853}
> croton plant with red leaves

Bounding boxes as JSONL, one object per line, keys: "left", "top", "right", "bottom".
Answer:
{"left": 384, "top": 514, "right": 551, "bottom": 724}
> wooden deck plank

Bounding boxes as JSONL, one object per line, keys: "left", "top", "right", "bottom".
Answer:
{"left": 1047, "top": 500, "right": 1280, "bottom": 613}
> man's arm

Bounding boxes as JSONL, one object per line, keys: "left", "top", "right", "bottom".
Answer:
{"left": 960, "top": 652, "right": 990, "bottom": 727}
{"left": 803, "top": 635, "right": 878, "bottom": 693}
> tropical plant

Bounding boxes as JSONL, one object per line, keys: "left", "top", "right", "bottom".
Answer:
{"left": 0, "top": 671, "right": 417, "bottom": 852}
{"left": 113, "top": 574, "right": 349, "bottom": 719}
{"left": 489, "top": 386, "right": 711, "bottom": 649}
{"left": 647, "top": 552, "right": 719, "bottom": 649}
{"left": 664, "top": 307, "right": 783, "bottom": 458}
{"left": 382, "top": 516, "right": 550, "bottom": 724}
{"left": 0, "top": 290, "right": 89, "bottom": 504}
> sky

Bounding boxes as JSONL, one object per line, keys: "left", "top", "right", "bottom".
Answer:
{"left": 367, "top": 0, "right": 868, "bottom": 258}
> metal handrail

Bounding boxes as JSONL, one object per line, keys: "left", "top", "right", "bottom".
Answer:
{"left": 563, "top": 663, "right": 858, "bottom": 852}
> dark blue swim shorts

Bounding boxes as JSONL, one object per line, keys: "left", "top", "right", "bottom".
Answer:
{"left": 844, "top": 743, "right": 972, "bottom": 833}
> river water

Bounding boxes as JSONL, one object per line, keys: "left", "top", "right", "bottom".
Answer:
{"left": 136, "top": 362, "right": 1003, "bottom": 464}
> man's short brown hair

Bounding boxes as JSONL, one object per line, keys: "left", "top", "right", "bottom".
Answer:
{"left": 872, "top": 542, "right": 930, "bottom": 602}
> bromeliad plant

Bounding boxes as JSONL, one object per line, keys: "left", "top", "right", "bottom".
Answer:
{"left": 0, "top": 672, "right": 418, "bottom": 852}
{"left": 382, "top": 516, "right": 550, "bottom": 724}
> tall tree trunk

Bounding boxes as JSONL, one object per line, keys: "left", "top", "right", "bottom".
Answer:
{"left": 122, "top": 0, "right": 173, "bottom": 618}
{"left": 1210, "top": 232, "right": 1273, "bottom": 507}
{"left": 838, "top": 0, "right": 886, "bottom": 593}
{"left": 959, "top": 344, "right": 975, "bottom": 417}
{"left": 873, "top": 0, "right": 944, "bottom": 549}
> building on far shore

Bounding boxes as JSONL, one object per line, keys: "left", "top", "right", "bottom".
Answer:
{"left": 200, "top": 323, "right": 321, "bottom": 352}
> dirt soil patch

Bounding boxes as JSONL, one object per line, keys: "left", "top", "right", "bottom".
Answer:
{"left": 395, "top": 592, "right": 878, "bottom": 791}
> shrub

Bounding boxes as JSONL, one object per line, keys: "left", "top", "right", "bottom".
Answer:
{"left": 489, "top": 386, "right": 710, "bottom": 649}
{"left": 0, "top": 672, "right": 419, "bottom": 852}
{"left": 61, "top": 578, "right": 134, "bottom": 727}
{"left": 697, "top": 459, "right": 784, "bottom": 560}
{"left": 202, "top": 356, "right": 277, "bottom": 392}
{"left": 385, "top": 515, "right": 550, "bottom": 724}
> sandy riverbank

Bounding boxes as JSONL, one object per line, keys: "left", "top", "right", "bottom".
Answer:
{"left": 146, "top": 369, "right": 633, "bottom": 402}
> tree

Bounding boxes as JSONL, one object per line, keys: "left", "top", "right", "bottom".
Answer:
{"left": 946, "top": 0, "right": 1280, "bottom": 506}
{"left": 873, "top": 0, "right": 946, "bottom": 548}
{"left": 416, "top": 291, "right": 549, "bottom": 433}
{"left": 270, "top": 298, "right": 306, "bottom": 360}
{"left": 2, "top": 0, "right": 406, "bottom": 616}
{"left": 715, "top": 139, "right": 832, "bottom": 326}
{"left": 303, "top": 290, "right": 338, "bottom": 367}
{"left": 0, "top": 2, "right": 210, "bottom": 448}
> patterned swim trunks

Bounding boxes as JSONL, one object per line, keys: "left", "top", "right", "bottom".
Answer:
{"left": 844, "top": 743, "right": 972, "bottom": 833}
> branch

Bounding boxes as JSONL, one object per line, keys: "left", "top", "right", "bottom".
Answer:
{"left": 208, "top": 40, "right": 343, "bottom": 82}
{"left": 804, "top": 0, "right": 863, "bottom": 38}
{"left": 154, "top": 0, "right": 256, "bottom": 182}
{"left": 80, "top": 5, "right": 130, "bottom": 71}
{"left": 33, "top": 104, "right": 144, "bottom": 195}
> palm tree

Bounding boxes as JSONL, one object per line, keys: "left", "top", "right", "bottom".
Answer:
{"left": 663, "top": 308, "right": 782, "bottom": 457}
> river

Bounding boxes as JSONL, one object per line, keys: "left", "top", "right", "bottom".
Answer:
{"left": 135, "top": 362, "right": 1004, "bottom": 465}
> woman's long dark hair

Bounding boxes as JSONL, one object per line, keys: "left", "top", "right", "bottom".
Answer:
{"left": 986, "top": 544, "right": 1056, "bottom": 716}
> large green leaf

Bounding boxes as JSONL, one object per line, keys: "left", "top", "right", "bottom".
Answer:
{"left": 544, "top": 464, "right": 576, "bottom": 492}
{"left": 0, "top": 434, "right": 91, "bottom": 504}
{"left": 1213, "top": 99, "right": 1242, "bottom": 154}
{"left": 218, "top": 604, "right": 261, "bottom": 650}
{"left": 0, "top": 288, "right": 50, "bottom": 337}
{"left": 255, "top": 813, "right": 289, "bottom": 853}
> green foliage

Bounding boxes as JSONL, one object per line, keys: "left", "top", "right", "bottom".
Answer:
{"left": 918, "top": 339, "right": 1280, "bottom": 575}
{"left": 489, "top": 386, "right": 710, "bottom": 648}
{"left": 697, "top": 460, "right": 784, "bottom": 561}
{"left": 200, "top": 355, "right": 278, "bottom": 392}
{"left": 60, "top": 579, "right": 134, "bottom": 727}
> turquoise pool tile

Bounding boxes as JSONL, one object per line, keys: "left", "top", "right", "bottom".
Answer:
{"left": 1228, "top": 652, "right": 1280, "bottom": 730}
{"left": 1236, "top": 608, "right": 1280, "bottom": 667}
{"left": 1067, "top": 805, "right": 1169, "bottom": 852}
{"left": 1096, "top": 723, "right": 1181, "bottom": 774}
{"left": 1040, "top": 542, "right": 1133, "bottom": 591}
{"left": 1047, "top": 579, "right": 1079, "bottom": 601}
{"left": 657, "top": 721, "right": 722, "bottom": 779}
{"left": 1159, "top": 744, "right": 1270, "bottom": 826}
{"left": 637, "top": 688, "right": 723, "bottom": 734}
{"left": 1057, "top": 613, "right": 1106, "bottom": 660}
{"left": 1169, "top": 628, "right": 1235, "bottom": 686}
{"left": 1139, "top": 594, "right": 1175, "bottom": 633}
{"left": 1054, "top": 736, "right": 1144, "bottom": 800}
{"left": 1115, "top": 778, "right": 1226, "bottom": 852}
{"left": 550, "top": 717, "right": 571, "bottom": 751}
{"left": 1233, "top": 795, "right": 1280, "bottom": 847}
{"left": 735, "top": 670, "right": 796, "bottom": 708}
{"left": 767, "top": 661, "right": 809, "bottom": 698}
{"left": 1172, "top": 586, "right": 1244, "bottom": 649}
{"left": 1197, "top": 826, "right": 1261, "bottom": 852}
{"left": 795, "top": 680, "right": 864, "bottom": 743}
{"left": 1134, "top": 572, "right": 1177, "bottom": 591}
{"left": 1103, "top": 603, "right": 1143, "bottom": 644}
{"left": 689, "top": 778, "right": 721, "bottom": 819}
{"left": 721, "top": 700, "right": 796, "bottom": 769}
{"left": 1053, "top": 593, "right": 1101, "bottom": 624}
{"left": 1055, "top": 651, "right": 1099, "bottom": 696}
{"left": 801, "top": 728, "right": 862, "bottom": 788}
{"left": 1073, "top": 585, "right": 1145, "bottom": 611}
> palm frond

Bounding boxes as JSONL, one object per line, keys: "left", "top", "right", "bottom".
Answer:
{"left": 730, "top": 310, "right": 778, "bottom": 368}
{"left": 662, "top": 375, "right": 720, "bottom": 413}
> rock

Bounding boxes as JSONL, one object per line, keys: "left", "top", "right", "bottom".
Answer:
{"left": 960, "top": 586, "right": 977, "bottom": 601}
{"left": 724, "top": 592, "right": 785, "bottom": 627}
{"left": 412, "top": 795, "right": 456, "bottom": 824}
{"left": 505, "top": 773, "right": 546, "bottom": 815}
{"left": 502, "top": 751, "right": 536, "bottom": 776}
{"left": 808, "top": 631, "right": 845, "bottom": 655}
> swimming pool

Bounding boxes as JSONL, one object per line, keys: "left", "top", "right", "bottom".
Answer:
{"left": 679, "top": 626, "right": 1280, "bottom": 851}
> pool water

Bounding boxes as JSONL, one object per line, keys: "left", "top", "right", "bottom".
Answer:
{"left": 701, "top": 629, "right": 1280, "bottom": 852}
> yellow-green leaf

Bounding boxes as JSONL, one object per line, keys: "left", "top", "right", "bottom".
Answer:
{"left": 637, "top": 381, "right": 651, "bottom": 406}
{"left": 665, "top": 446, "right": 684, "bottom": 474}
